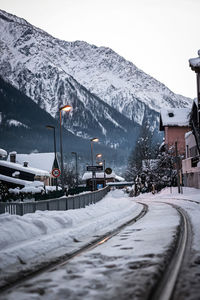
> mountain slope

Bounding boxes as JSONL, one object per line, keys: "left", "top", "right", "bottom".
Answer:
{"left": 0, "top": 76, "right": 87, "bottom": 153}
{"left": 0, "top": 9, "right": 192, "bottom": 155}
{"left": 0, "top": 77, "right": 128, "bottom": 168}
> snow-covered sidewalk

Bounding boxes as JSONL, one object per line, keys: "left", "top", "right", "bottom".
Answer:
{"left": 137, "top": 186, "right": 200, "bottom": 300}
{"left": 0, "top": 190, "right": 141, "bottom": 286}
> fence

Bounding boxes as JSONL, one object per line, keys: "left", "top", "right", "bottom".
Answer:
{"left": 0, "top": 186, "right": 110, "bottom": 216}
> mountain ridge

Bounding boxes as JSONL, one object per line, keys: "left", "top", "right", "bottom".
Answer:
{"left": 0, "top": 9, "right": 192, "bottom": 158}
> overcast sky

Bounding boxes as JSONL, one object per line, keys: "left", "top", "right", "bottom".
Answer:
{"left": 1, "top": 0, "right": 199, "bottom": 98}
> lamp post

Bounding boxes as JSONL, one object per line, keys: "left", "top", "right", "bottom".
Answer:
{"left": 99, "top": 160, "right": 106, "bottom": 186}
{"left": 90, "top": 138, "right": 99, "bottom": 166}
{"left": 59, "top": 104, "right": 72, "bottom": 192}
{"left": 46, "top": 125, "right": 58, "bottom": 190}
{"left": 71, "top": 152, "right": 78, "bottom": 187}
{"left": 96, "top": 155, "right": 106, "bottom": 187}
{"left": 90, "top": 138, "right": 99, "bottom": 191}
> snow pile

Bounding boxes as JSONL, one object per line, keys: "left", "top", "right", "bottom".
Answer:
{"left": 0, "top": 190, "right": 140, "bottom": 284}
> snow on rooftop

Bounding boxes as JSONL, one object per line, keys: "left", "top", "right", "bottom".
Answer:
{"left": 0, "top": 174, "right": 44, "bottom": 187}
{"left": 1, "top": 160, "right": 50, "bottom": 177}
{"left": 0, "top": 148, "right": 7, "bottom": 157}
{"left": 115, "top": 175, "right": 125, "bottom": 181}
{"left": 189, "top": 50, "right": 200, "bottom": 68}
{"left": 82, "top": 172, "right": 125, "bottom": 181}
{"left": 82, "top": 171, "right": 114, "bottom": 180}
{"left": 160, "top": 108, "right": 191, "bottom": 127}
{"left": 185, "top": 131, "right": 193, "bottom": 139}
{"left": 12, "top": 152, "right": 56, "bottom": 173}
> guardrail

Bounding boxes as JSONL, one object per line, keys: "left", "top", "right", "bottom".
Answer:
{"left": 0, "top": 186, "right": 110, "bottom": 216}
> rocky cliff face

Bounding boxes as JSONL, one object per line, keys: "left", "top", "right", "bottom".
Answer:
{"left": 0, "top": 9, "right": 192, "bottom": 153}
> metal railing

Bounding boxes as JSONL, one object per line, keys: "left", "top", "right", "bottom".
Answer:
{"left": 0, "top": 186, "right": 110, "bottom": 216}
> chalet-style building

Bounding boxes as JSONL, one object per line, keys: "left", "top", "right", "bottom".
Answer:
{"left": 159, "top": 108, "right": 191, "bottom": 157}
{"left": 12, "top": 152, "right": 59, "bottom": 186}
{"left": 0, "top": 152, "right": 50, "bottom": 189}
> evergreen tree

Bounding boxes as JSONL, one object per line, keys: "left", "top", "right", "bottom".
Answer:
{"left": 126, "top": 121, "right": 158, "bottom": 180}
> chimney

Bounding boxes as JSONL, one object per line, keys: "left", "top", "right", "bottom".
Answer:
{"left": 10, "top": 151, "right": 17, "bottom": 163}
{"left": 23, "top": 161, "right": 28, "bottom": 167}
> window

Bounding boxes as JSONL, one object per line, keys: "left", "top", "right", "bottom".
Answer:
{"left": 189, "top": 145, "right": 198, "bottom": 158}
{"left": 168, "top": 112, "right": 174, "bottom": 117}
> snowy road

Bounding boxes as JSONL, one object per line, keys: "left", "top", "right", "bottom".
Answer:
{"left": 0, "top": 188, "right": 200, "bottom": 299}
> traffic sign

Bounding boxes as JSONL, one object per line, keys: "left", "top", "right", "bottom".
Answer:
{"left": 105, "top": 167, "right": 112, "bottom": 175}
{"left": 52, "top": 168, "right": 61, "bottom": 178}
{"left": 87, "top": 165, "right": 103, "bottom": 172}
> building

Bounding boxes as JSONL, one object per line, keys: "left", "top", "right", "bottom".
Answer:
{"left": 159, "top": 108, "right": 191, "bottom": 156}
{"left": 0, "top": 153, "right": 50, "bottom": 190}
{"left": 182, "top": 131, "right": 200, "bottom": 188}
{"left": 182, "top": 50, "right": 200, "bottom": 188}
{"left": 82, "top": 171, "right": 125, "bottom": 190}
{"left": 12, "top": 152, "right": 59, "bottom": 186}
{"left": 182, "top": 101, "right": 200, "bottom": 188}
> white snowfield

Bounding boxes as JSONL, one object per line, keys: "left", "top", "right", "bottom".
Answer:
{"left": 0, "top": 187, "right": 200, "bottom": 299}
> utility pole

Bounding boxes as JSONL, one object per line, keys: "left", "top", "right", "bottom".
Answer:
{"left": 175, "top": 141, "right": 181, "bottom": 193}
{"left": 71, "top": 152, "right": 78, "bottom": 187}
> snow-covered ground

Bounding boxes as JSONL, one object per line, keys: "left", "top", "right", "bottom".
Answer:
{"left": 0, "top": 190, "right": 142, "bottom": 286}
{"left": 0, "top": 187, "right": 200, "bottom": 299}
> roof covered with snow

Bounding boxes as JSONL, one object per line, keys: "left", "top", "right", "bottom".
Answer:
{"left": 0, "top": 148, "right": 7, "bottom": 157}
{"left": 160, "top": 108, "right": 191, "bottom": 130}
{"left": 0, "top": 174, "right": 44, "bottom": 187}
{"left": 11, "top": 152, "right": 57, "bottom": 173}
{"left": 185, "top": 131, "right": 193, "bottom": 139}
{"left": 189, "top": 50, "right": 200, "bottom": 72}
{"left": 82, "top": 172, "right": 114, "bottom": 180}
{"left": 0, "top": 160, "right": 50, "bottom": 177}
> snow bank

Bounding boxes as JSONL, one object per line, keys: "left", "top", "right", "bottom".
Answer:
{"left": 0, "top": 190, "right": 140, "bottom": 284}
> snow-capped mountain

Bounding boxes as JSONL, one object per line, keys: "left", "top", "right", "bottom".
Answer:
{"left": 0, "top": 9, "right": 192, "bottom": 153}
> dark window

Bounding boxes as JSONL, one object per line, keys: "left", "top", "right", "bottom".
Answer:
{"left": 189, "top": 145, "right": 198, "bottom": 157}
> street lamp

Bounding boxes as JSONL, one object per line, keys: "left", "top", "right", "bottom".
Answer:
{"left": 59, "top": 104, "right": 72, "bottom": 192}
{"left": 46, "top": 125, "right": 58, "bottom": 190}
{"left": 90, "top": 138, "right": 99, "bottom": 166}
{"left": 71, "top": 152, "right": 78, "bottom": 187}
{"left": 96, "top": 155, "right": 106, "bottom": 187}
{"left": 90, "top": 138, "right": 99, "bottom": 191}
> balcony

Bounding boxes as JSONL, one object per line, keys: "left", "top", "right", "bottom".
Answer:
{"left": 182, "top": 157, "right": 200, "bottom": 174}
